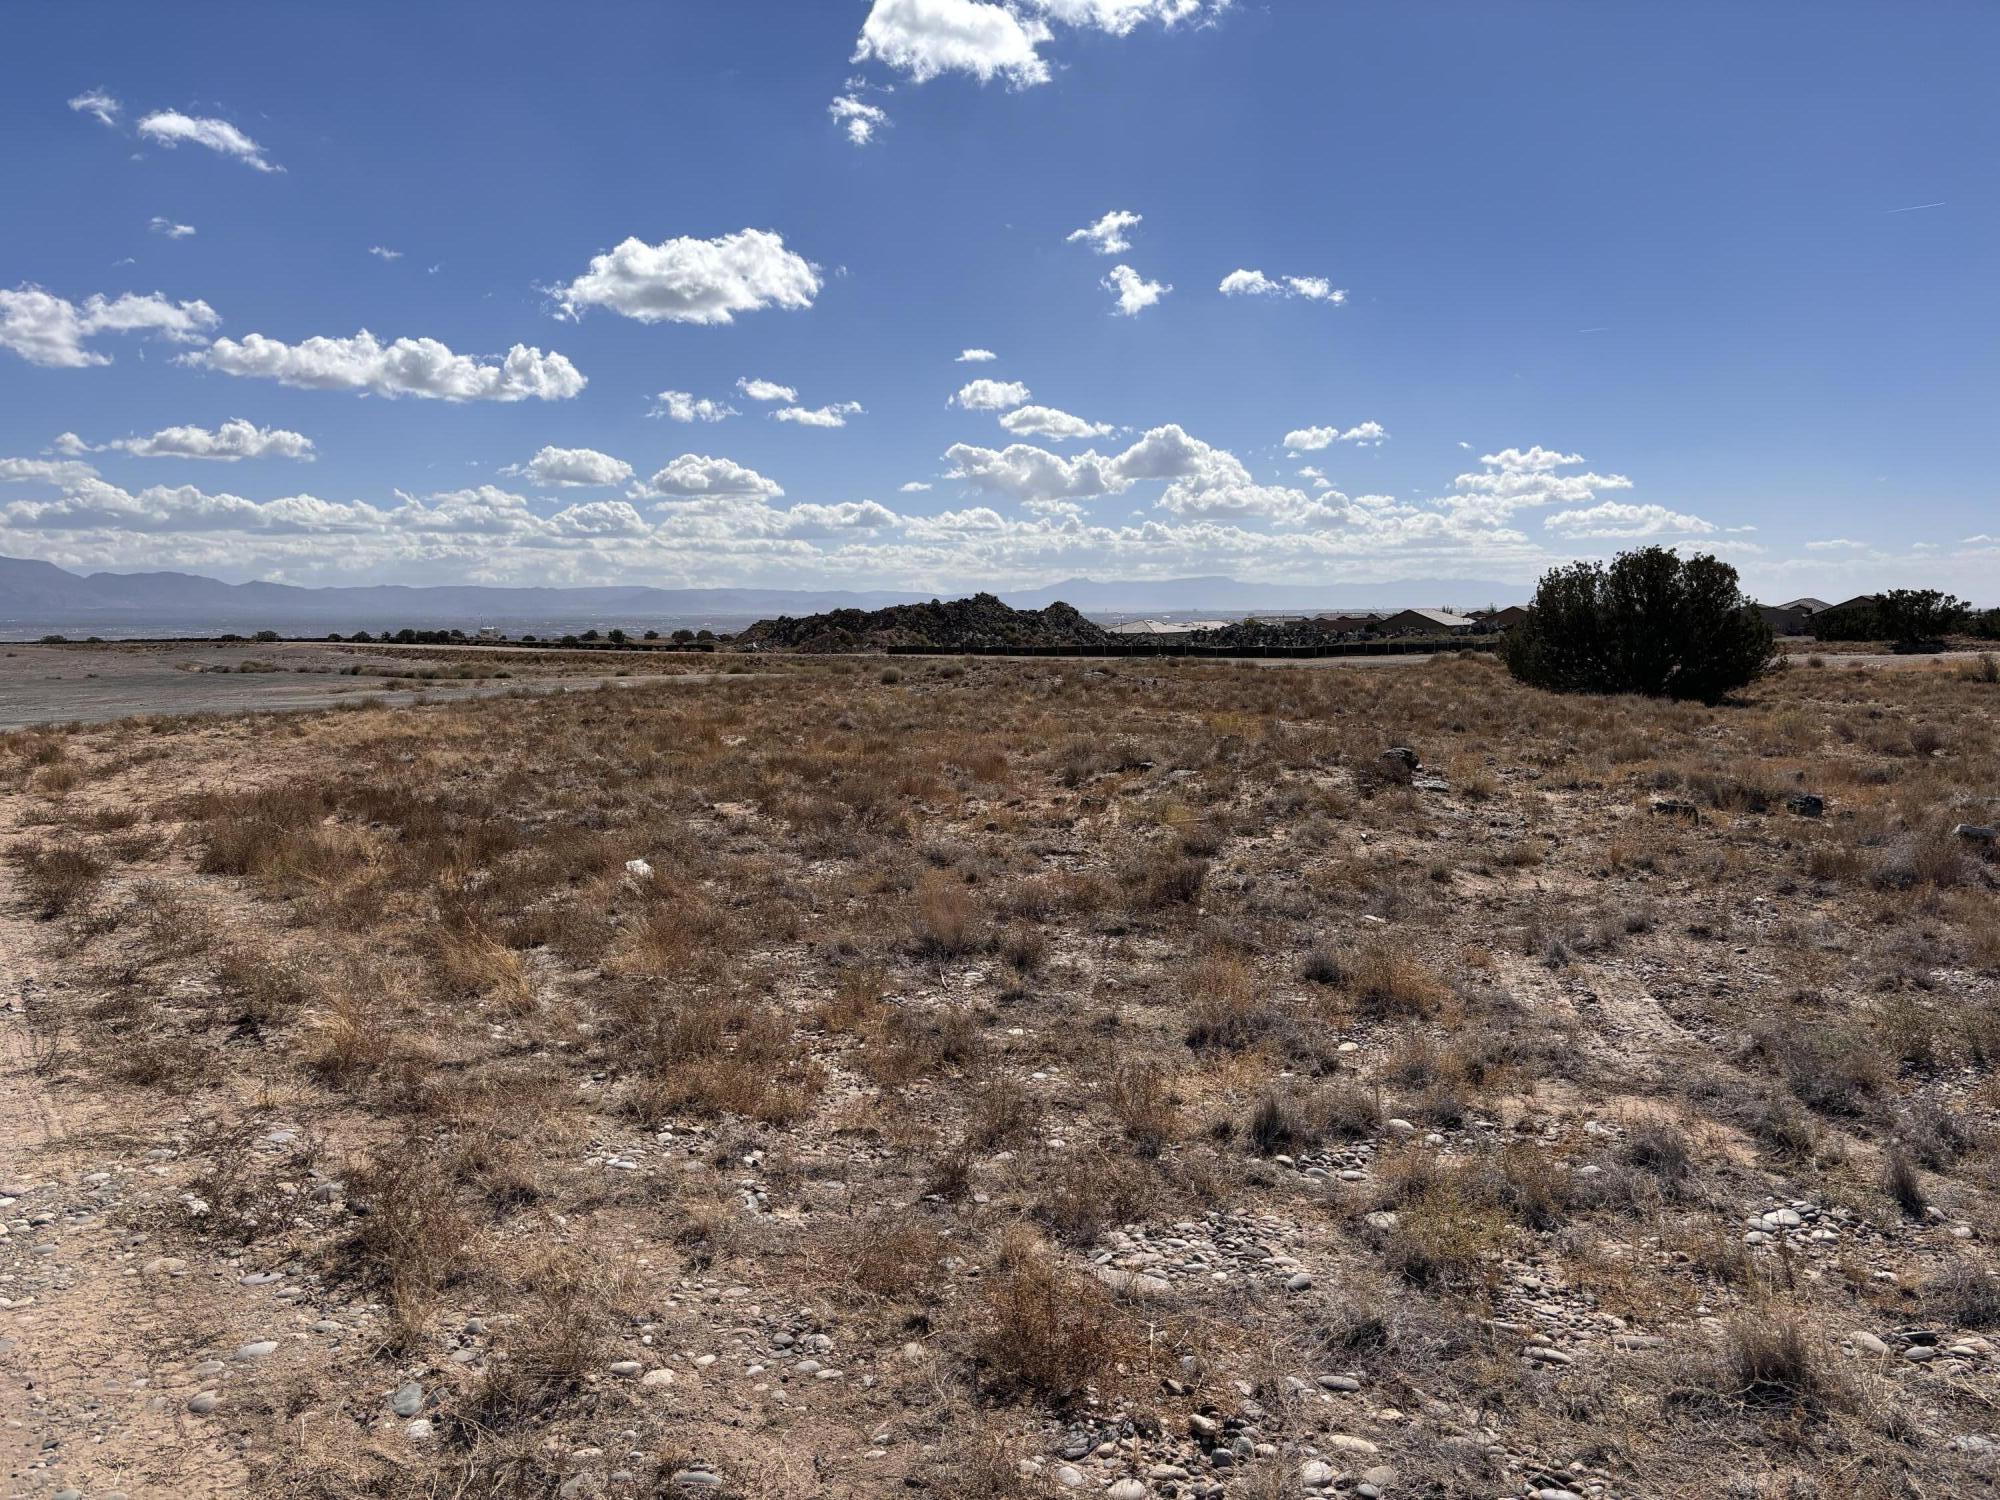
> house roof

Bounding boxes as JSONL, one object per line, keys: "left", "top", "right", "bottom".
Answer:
{"left": 1106, "top": 618, "right": 1230, "bottom": 634}
{"left": 1777, "top": 597, "right": 1832, "bottom": 613}
{"left": 1383, "top": 608, "right": 1477, "bottom": 628}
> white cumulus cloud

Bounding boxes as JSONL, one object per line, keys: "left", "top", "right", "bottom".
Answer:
{"left": 554, "top": 229, "right": 821, "bottom": 325}
{"left": 81, "top": 420, "right": 317, "bottom": 462}
{"left": 1283, "top": 421, "right": 1386, "bottom": 451}
{"left": 851, "top": 0, "right": 1227, "bottom": 89}
{"left": 1219, "top": 268, "right": 1346, "bottom": 303}
{"left": 1067, "top": 209, "right": 1142, "bottom": 255}
{"left": 737, "top": 377, "right": 798, "bottom": 403}
{"left": 1102, "top": 264, "right": 1169, "bottom": 316}
{"left": 782, "top": 500, "right": 901, "bottom": 536}
{"left": 1444, "top": 447, "right": 1629, "bottom": 523}
{"left": 650, "top": 390, "right": 738, "bottom": 423}
{"left": 944, "top": 440, "right": 1127, "bottom": 502}
{"left": 511, "top": 446, "right": 635, "bottom": 489}
{"left": 136, "top": 110, "right": 281, "bottom": 172}
{"left": 1027, "top": 0, "right": 1227, "bottom": 36}
{"left": 148, "top": 217, "right": 196, "bottom": 239}
{"left": 186, "top": 330, "right": 586, "bottom": 402}
{"left": 956, "top": 348, "right": 998, "bottom": 362}
{"left": 1544, "top": 502, "right": 1715, "bottom": 539}
{"left": 636, "top": 455, "right": 785, "bottom": 502}
{"left": 0, "top": 457, "right": 102, "bottom": 487}
{"left": 829, "top": 94, "right": 889, "bottom": 145}
{"left": 0, "top": 286, "right": 220, "bottom": 368}
{"left": 774, "top": 402, "right": 865, "bottom": 428}
{"left": 852, "top": 0, "right": 1054, "bottom": 87}
{"left": 1000, "top": 404, "right": 1114, "bottom": 440}
{"left": 953, "top": 378, "right": 1033, "bottom": 410}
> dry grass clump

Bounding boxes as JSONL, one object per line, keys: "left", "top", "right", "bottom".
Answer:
{"left": 974, "top": 1231, "right": 1131, "bottom": 1403}
{"left": 10, "top": 839, "right": 106, "bottom": 917}
{"left": 1621, "top": 1117, "right": 1696, "bottom": 1193}
{"left": 1346, "top": 942, "right": 1450, "bottom": 1018}
{"left": 454, "top": 1250, "right": 617, "bottom": 1432}
{"left": 338, "top": 1150, "right": 475, "bottom": 1345}
{"left": 912, "top": 870, "right": 988, "bottom": 958}
{"left": 1677, "top": 1311, "right": 1843, "bottom": 1416}
{"left": 1109, "top": 1061, "right": 1178, "bottom": 1156}
{"left": 1123, "top": 851, "right": 1208, "bottom": 909}
{"left": 1920, "top": 1257, "right": 2000, "bottom": 1329}
{"left": 1182, "top": 952, "right": 1276, "bottom": 1051}
{"left": 1375, "top": 1181, "right": 1505, "bottom": 1291}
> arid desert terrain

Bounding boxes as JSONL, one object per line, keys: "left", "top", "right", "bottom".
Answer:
{"left": 3, "top": 646, "right": 1998, "bottom": 1499}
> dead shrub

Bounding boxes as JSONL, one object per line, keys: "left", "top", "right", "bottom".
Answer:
{"left": 860, "top": 1004, "right": 984, "bottom": 1087}
{"left": 1871, "top": 829, "right": 1973, "bottom": 891}
{"left": 183, "top": 1119, "right": 314, "bottom": 1245}
{"left": 194, "top": 783, "right": 342, "bottom": 885}
{"left": 211, "top": 945, "right": 313, "bottom": 1026}
{"left": 12, "top": 841, "right": 106, "bottom": 918}
{"left": 842, "top": 1215, "right": 946, "bottom": 1304}
{"left": 619, "top": 890, "right": 737, "bottom": 981}
{"left": 912, "top": 872, "right": 987, "bottom": 958}
{"left": 1920, "top": 1257, "right": 2000, "bottom": 1330}
{"left": 1882, "top": 1147, "right": 1927, "bottom": 1217}
{"left": 1109, "top": 1062, "right": 1177, "bottom": 1157}
{"left": 456, "top": 1251, "right": 611, "bottom": 1429}
{"left": 429, "top": 921, "right": 537, "bottom": 1011}
{"left": 967, "top": 1077, "right": 1039, "bottom": 1149}
{"left": 1315, "top": 1081, "right": 1382, "bottom": 1140}
{"left": 1897, "top": 1099, "right": 1986, "bottom": 1169}
{"left": 1702, "top": 1312, "right": 1832, "bottom": 1410}
{"left": 1033, "top": 1149, "right": 1161, "bottom": 1247}
{"left": 340, "top": 1150, "right": 475, "bottom": 1345}
{"left": 1247, "top": 1091, "right": 1305, "bottom": 1156}
{"left": 999, "top": 921, "right": 1048, "bottom": 975}
{"left": 1182, "top": 953, "right": 1275, "bottom": 1051}
{"left": 1622, "top": 1118, "right": 1695, "bottom": 1191}
{"left": 814, "top": 965, "right": 888, "bottom": 1033}
{"left": 1125, "top": 852, "right": 1208, "bottom": 910}
{"left": 1348, "top": 943, "right": 1448, "bottom": 1018}
{"left": 1378, "top": 1185, "right": 1503, "bottom": 1291}
{"left": 1750, "top": 1023, "right": 1887, "bottom": 1118}
{"left": 975, "top": 1234, "right": 1129, "bottom": 1403}
{"left": 305, "top": 987, "right": 393, "bottom": 1087}
{"left": 1300, "top": 946, "right": 1344, "bottom": 985}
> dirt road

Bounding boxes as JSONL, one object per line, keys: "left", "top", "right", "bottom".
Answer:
{"left": 0, "top": 852, "right": 252, "bottom": 1498}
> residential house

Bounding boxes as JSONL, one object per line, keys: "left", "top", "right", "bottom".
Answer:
{"left": 1376, "top": 608, "right": 1478, "bottom": 635}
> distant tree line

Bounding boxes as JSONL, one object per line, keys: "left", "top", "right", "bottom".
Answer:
{"left": 1809, "top": 590, "right": 2000, "bottom": 648}
{"left": 325, "top": 626, "right": 719, "bottom": 649}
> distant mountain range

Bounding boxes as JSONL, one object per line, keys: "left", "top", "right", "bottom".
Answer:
{"left": 0, "top": 555, "right": 1527, "bottom": 636}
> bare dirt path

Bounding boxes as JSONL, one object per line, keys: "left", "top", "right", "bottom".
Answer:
{"left": 0, "top": 835, "right": 251, "bottom": 1498}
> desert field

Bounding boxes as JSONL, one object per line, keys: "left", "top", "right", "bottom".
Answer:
{"left": 3, "top": 650, "right": 1999, "bottom": 1499}
{"left": 0, "top": 641, "right": 746, "bottom": 730}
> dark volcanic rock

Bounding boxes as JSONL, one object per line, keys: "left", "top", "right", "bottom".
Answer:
{"left": 734, "top": 593, "right": 1110, "bottom": 653}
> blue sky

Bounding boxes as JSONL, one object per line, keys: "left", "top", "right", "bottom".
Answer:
{"left": 1, "top": 0, "right": 1994, "bottom": 599}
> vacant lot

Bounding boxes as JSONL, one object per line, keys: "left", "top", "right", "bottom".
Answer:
{"left": 3, "top": 651, "right": 1998, "bottom": 1498}
{"left": 0, "top": 640, "right": 745, "bottom": 729}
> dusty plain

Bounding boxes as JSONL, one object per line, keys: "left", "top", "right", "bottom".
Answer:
{"left": 2, "top": 647, "right": 1998, "bottom": 1499}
